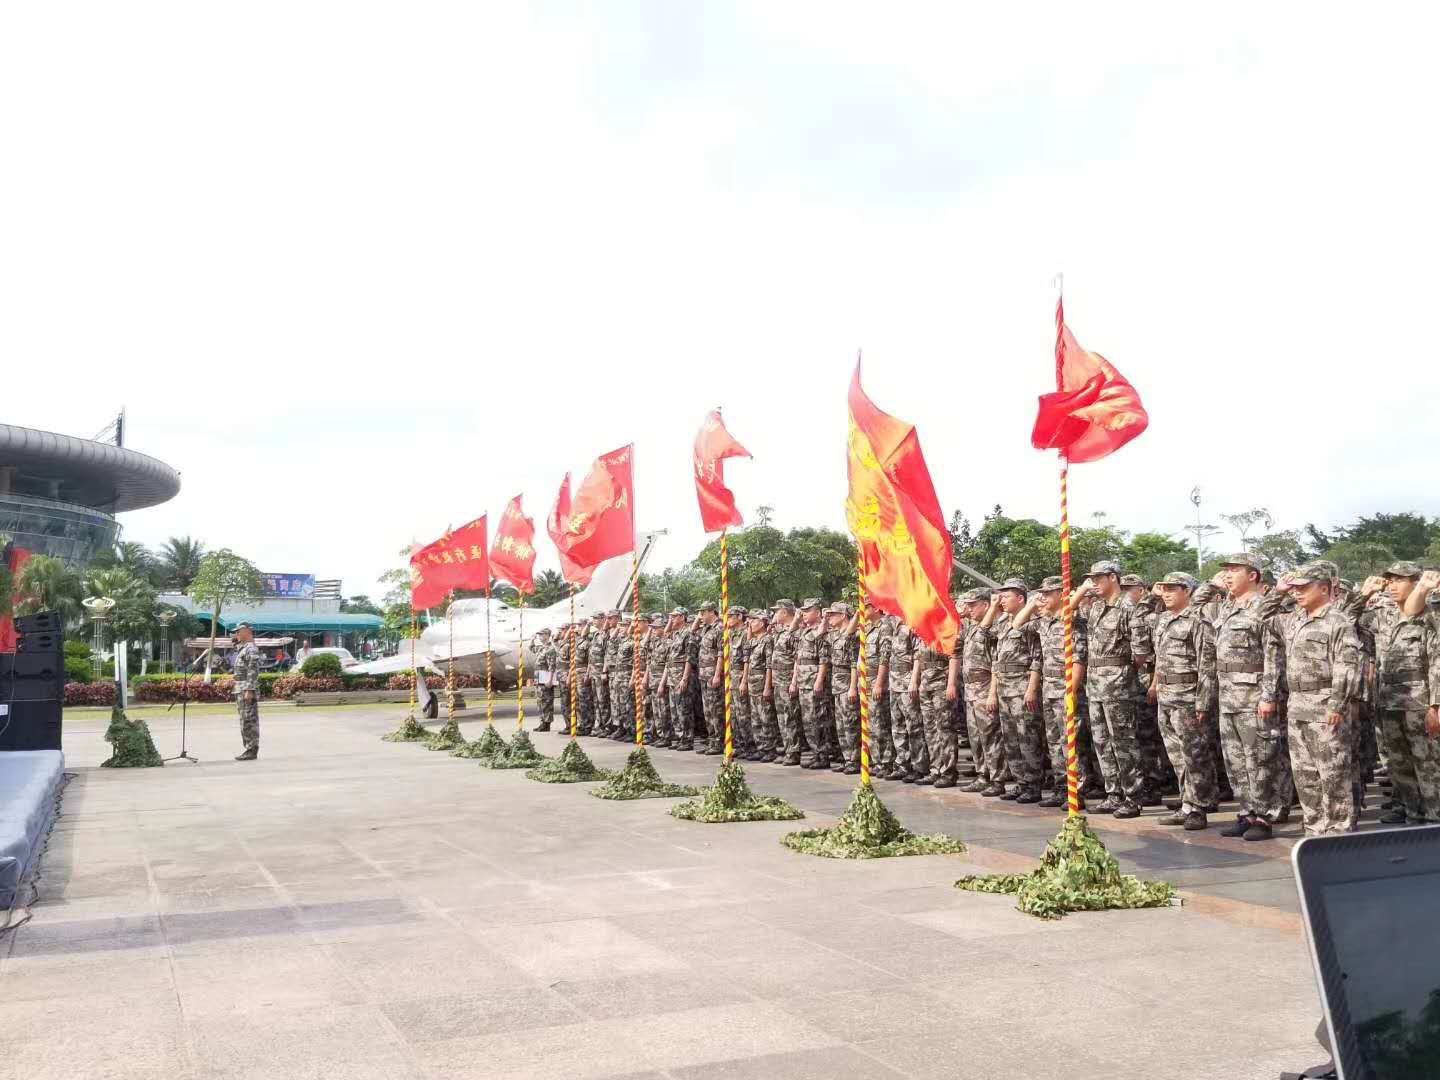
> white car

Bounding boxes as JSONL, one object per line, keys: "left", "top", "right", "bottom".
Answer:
{"left": 294, "top": 647, "right": 361, "bottom": 671}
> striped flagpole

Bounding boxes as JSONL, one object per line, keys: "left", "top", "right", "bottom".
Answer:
{"left": 855, "top": 553, "right": 871, "bottom": 786}
{"left": 407, "top": 616, "right": 417, "bottom": 721}
{"left": 485, "top": 584, "right": 494, "bottom": 727}
{"left": 515, "top": 595, "right": 525, "bottom": 730}
{"left": 1056, "top": 283, "right": 1082, "bottom": 817}
{"left": 721, "top": 529, "right": 733, "bottom": 762}
{"left": 567, "top": 586, "right": 578, "bottom": 737}
{"left": 446, "top": 592, "right": 456, "bottom": 721}
{"left": 633, "top": 552, "right": 644, "bottom": 745}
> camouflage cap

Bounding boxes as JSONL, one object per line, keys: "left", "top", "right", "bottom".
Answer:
{"left": 998, "top": 576, "right": 1028, "bottom": 593}
{"left": 958, "top": 587, "right": 992, "bottom": 605}
{"left": 800, "top": 597, "right": 823, "bottom": 610}
{"left": 1315, "top": 560, "right": 1341, "bottom": 581}
{"left": 1288, "top": 561, "right": 1333, "bottom": 586}
{"left": 1384, "top": 560, "right": 1423, "bottom": 579}
{"left": 669, "top": 606, "right": 689, "bottom": 617}
{"left": 1221, "top": 552, "right": 1264, "bottom": 571}
{"left": 748, "top": 609, "right": 770, "bottom": 622}
{"left": 697, "top": 600, "right": 718, "bottom": 613}
{"left": 1157, "top": 571, "right": 1197, "bottom": 589}
{"left": 1119, "top": 573, "right": 1145, "bottom": 588}
{"left": 234, "top": 621, "right": 253, "bottom": 631}
{"left": 650, "top": 615, "right": 666, "bottom": 627}
{"left": 827, "top": 602, "right": 853, "bottom": 616}
{"left": 772, "top": 598, "right": 796, "bottom": 611}
{"left": 1037, "top": 575, "right": 1064, "bottom": 592}
{"left": 1338, "top": 579, "right": 1355, "bottom": 594}
{"left": 727, "top": 605, "right": 748, "bottom": 617}
{"left": 1087, "top": 559, "right": 1124, "bottom": 578}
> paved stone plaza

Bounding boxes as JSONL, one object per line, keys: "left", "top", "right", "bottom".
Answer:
{"left": 1, "top": 702, "right": 1330, "bottom": 1079}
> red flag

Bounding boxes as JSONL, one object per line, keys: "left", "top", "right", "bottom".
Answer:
{"left": 565, "top": 444, "right": 636, "bottom": 570}
{"left": 409, "top": 516, "right": 489, "bottom": 612}
{"left": 1031, "top": 297, "right": 1149, "bottom": 463}
{"left": 546, "top": 473, "right": 593, "bottom": 587}
{"left": 490, "top": 495, "right": 537, "bottom": 595}
{"left": 0, "top": 545, "right": 31, "bottom": 654}
{"left": 847, "top": 363, "right": 960, "bottom": 654}
{"left": 693, "top": 410, "right": 750, "bottom": 533}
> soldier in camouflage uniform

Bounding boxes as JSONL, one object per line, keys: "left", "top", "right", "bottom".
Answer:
{"left": 574, "top": 619, "right": 596, "bottom": 735}
{"left": 1276, "top": 562, "right": 1365, "bottom": 834}
{"left": 769, "top": 600, "right": 803, "bottom": 765}
{"left": 1361, "top": 563, "right": 1440, "bottom": 824}
{"left": 1072, "top": 560, "right": 1146, "bottom": 818}
{"left": 696, "top": 602, "right": 726, "bottom": 754}
{"left": 982, "top": 579, "right": 1045, "bottom": 801}
{"left": 556, "top": 624, "right": 574, "bottom": 732}
{"left": 882, "top": 614, "right": 928, "bottom": 782}
{"left": 861, "top": 602, "right": 895, "bottom": 778}
{"left": 912, "top": 626, "right": 957, "bottom": 787}
{"left": 1016, "top": 577, "right": 1093, "bottom": 808}
{"left": 606, "top": 614, "right": 636, "bottom": 741}
{"left": 957, "top": 589, "right": 1003, "bottom": 794}
{"left": 233, "top": 622, "right": 261, "bottom": 760}
{"left": 825, "top": 603, "right": 861, "bottom": 774}
{"left": 661, "top": 608, "right": 697, "bottom": 751}
{"left": 726, "top": 607, "right": 755, "bottom": 758}
{"left": 742, "top": 610, "right": 779, "bottom": 762}
{"left": 1204, "top": 554, "right": 1289, "bottom": 841}
{"left": 792, "top": 598, "right": 831, "bottom": 769}
{"left": 531, "top": 628, "right": 557, "bottom": 731}
{"left": 587, "top": 614, "right": 610, "bottom": 736}
{"left": 1150, "top": 573, "right": 1219, "bottom": 830}
{"left": 644, "top": 616, "right": 670, "bottom": 746}
{"left": 1123, "top": 574, "right": 1172, "bottom": 803}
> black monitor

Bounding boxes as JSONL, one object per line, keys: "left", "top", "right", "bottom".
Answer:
{"left": 1293, "top": 826, "right": 1440, "bottom": 1080}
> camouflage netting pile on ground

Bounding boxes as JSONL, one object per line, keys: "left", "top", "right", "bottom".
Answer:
{"left": 380, "top": 714, "right": 430, "bottom": 743}
{"left": 782, "top": 784, "right": 965, "bottom": 858}
{"left": 592, "top": 748, "right": 700, "bottom": 800}
{"left": 423, "top": 718, "right": 464, "bottom": 752}
{"left": 480, "top": 730, "right": 548, "bottom": 770}
{"left": 101, "top": 701, "right": 163, "bottom": 768}
{"left": 670, "top": 760, "right": 804, "bottom": 823}
{"left": 525, "top": 739, "right": 615, "bottom": 783}
{"left": 955, "top": 815, "right": 1177, "bottom": 920}
{"left": 451, "top": 724, "right": 507, "bottom": 761}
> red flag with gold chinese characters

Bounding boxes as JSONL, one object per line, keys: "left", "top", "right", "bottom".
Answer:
{"left": 409, "top": 516, "right": 489, "bottom": 612}
{"left": 546, "top": 473, "right": 593, "bottom": 588}
{"left": 1031, "top": 297, "right": 1149, "bottom": 463}
{"left": 490, "top": 495, "right": 537, "bottom": 594}
{"left": 846, "top": 363, "right": 960, "bottom": 654}
{"left": 565, "top": 444, "right": 636, "bottom": 570}
{"left": 693, "top": 410, "right": 750, "bottom": 533}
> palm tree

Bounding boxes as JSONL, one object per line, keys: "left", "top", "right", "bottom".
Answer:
{"left": 16, "top": 555, "right": 85, "bottom": 626}
{"left": 85, "top": 566, "right": 158, "bottom": 656}
{"left": 531, "top": 569, "right": 569, "bottom": 608}
{"left": 158, "top": 536, "right": 206, "bottom": 591}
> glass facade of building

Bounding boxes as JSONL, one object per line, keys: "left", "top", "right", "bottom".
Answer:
{"left": 0, "top": 492, "right": 120, "bottom": 566}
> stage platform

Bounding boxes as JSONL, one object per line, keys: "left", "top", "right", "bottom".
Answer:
{"left": 0, "top": 750, "right": 65, "bottom": 909}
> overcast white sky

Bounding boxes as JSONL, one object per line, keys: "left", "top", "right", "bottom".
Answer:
{"left": 4, "top": 2, "right": 1438, "bottom": 598}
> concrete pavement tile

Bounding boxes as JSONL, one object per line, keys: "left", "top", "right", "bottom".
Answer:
{"left": 414, "top": 1017, "right": 651, "bottom": 1080}
{"left": 0, "top": 1028, "right": 194, "bottom": 1080}
{"left": 380, "top": 984, "right": 578, "bottom": 1043}
{"left": 548, "top": 968, "right": 756, "bottom": 1021}
{"left": 633, "top": 1000, "right": 842, "bottom": 1072}
{"left": 328, "top": 932, "right": 539, "bottom": 995}
{"left": 773, "top": 984, "right": 965, "bottom": 1034}
{"left": 161, "top": 904, "right": 303, "bottom": 947}
{"left": 2, "top": 987, "right": 183, "bottom": 1042}
{"left": 0, "top": 950, "right": 175, "bottom": 1001}
{"left": 466, "top": 916, "right": 689, "bottom": 981}
{"left": 186, "top": 1002, "right": 417, "bottom": 1077}
{"left": 669, "top": 1045, "right": 908, "bottom": 1079}
{"left": 171, "top": 941, "right": 368, "bottom": 1017}
{"left": 8, "top": 914, "right": 166, "bottom": 957}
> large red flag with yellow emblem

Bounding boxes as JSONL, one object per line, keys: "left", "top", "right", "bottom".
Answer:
{"left": 565, "top": 444, "right": 636, "bottom": 571}
{"left": 409, "top": 516, "right": 489, "bottom": 612}
{"left": 693, "top": 410, "right": 750, "bottom": 533}
{"left": 846, "top": 363, "right": 960, "bottom": 654}
{"left": 547, "top": 473, "right": 593, "bottom": 588}
{"left": 490, "top": 495, "right": 537, "bottom": 595}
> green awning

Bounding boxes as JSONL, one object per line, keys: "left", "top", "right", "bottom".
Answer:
{"left": 192, "top": 611, "right": 383, "bottom": 633}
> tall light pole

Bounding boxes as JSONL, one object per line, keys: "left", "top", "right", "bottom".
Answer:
{"left": 82, "top": 596, "right": 116, "bottom": 680}
{"left": 157, "top": 609, "right": 176, "bottom": 672}
{"left": 1185, "top": 487, "right": 1222, "bottom": 573}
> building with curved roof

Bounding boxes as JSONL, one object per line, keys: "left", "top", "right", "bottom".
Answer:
{"left": 0, "top": 422, "right": 181, "bottom": 565}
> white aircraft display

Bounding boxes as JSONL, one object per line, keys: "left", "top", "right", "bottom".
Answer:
{"left": 351, "top": 531, "right": 664, "bottom": 689}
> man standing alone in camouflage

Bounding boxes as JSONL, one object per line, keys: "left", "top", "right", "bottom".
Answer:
{"left": 233, "top": 622, "right": 261, "bottom": 761}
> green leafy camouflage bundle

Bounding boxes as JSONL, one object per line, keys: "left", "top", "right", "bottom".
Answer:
{"left": 423, "top": 718, "right": 464, "bottom": 751}
{"left": 782, "top": 784, "right": 965, "bottom": 858}
{"left": 451, "top": 724, "right": 507, "bottom": 760}
{"left": 381, "top": 714, "right": 430, "bottom": 743}
{"left": 479, "top": 730, "right": 548, "bottom": 770}
{"left": 955, "top": 815, "right": 1177, "bottom": 920}
{"left": 670, "top": 760, "right": 804, "bottom": 823}
{"left": 592, "top": 748, "right": 700, "bottom": 800}
{"left": 525, "top": 739, "right": 614, "bottom": 783}
{"left": 101, "top": 700, "right": 163, "bottom": 769}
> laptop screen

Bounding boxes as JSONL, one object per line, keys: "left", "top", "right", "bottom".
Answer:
{"left": 1323, "top": 871, "right": 1440, "bottom": 1079}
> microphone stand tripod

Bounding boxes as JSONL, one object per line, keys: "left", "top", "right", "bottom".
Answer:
{"left": 163, "top": 655, "right": 200, "bottom": 764}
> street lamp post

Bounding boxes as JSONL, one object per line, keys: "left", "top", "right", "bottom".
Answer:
{"left": 157, "top": 609, "right": 176, "bottom": 672}
{"left": 82, "top": 596, "right": 116, "bottom": 681}
{"left": 1185, "top": 488, "right": 1223, "bottom": 573}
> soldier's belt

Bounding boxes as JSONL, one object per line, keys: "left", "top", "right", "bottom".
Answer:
{"left": 1157, "top": 673, "right": 1198, "bottom": 686}
{"left": 1290, "top": 676, "right": 1330, "bottom": 692}
{"left": 1043, "top": 666, "right": 1066, "bottom": 679}
{"left": 1219, "top": 662, "right": 1264, "bottom": 674}
{"left": 964, "top": 670, "right": 991, "bottom": 684}
{"left": 994, "top": 663, "right": 1032, "bottom": 675}
{"left": 1090, "top": 656, "right": 1129, "bottom": 668}
{"left": 1384, "top": 666, "right": 1423, "bottom": 679}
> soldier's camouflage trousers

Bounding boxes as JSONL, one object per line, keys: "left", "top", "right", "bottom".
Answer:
{"left": 889, "top": 692, "right": 928, "bottom": 778}
{"left": 995, "top": 680, "right": 1045, "bottom": 795}
{"left": 871, "top": 692, "right": 894, "bottom": 770}
{"left": 730, "top": 682, "right": 754, "bottom": 754}
{"left": 1134, "top": 701, "right": 1173, "bottom": 791}
{"left": 609, "top": 680, "right": 636, "bottom": 740}
{"left": 1290, "top": 716, "right": 1357, "bottom": 834}
{"left": 702, "top": 682, "right": 726, "bottom": 751}
{"left": 238, "top": 694, "right": 259, "bottom": 752}
{"left": 774, "top": 684, "right": 802, "bottom": 759}
{"left": 1043, "top": 693, "right": 1098, "bottom": 792}
{"left": 669, "top": 686, "right": 695, "bottom": 748}
{"left": 1380, "top": 709, "right": 1440, "bottom": 822}
{"left": 1088, "top": 698, "right": 1145, "bottom": 802}
{"left": 592, "top": 676, "right": 610, "bottom": 732}
{"left": 647, "top": 683, "right": 669, "bottom": 744}
{"left": 1354, "top": 704, "right": 1379, "bottom": 783}
{"left": 559, "top": 679, "right": 572, "bottom": 730}
{"left": 919, "top": 679, "right": 957, "bottom": 781}
{"left": 1218, "top": 706, "right": 1286, "bottom": 822}
{"left": 832, "top": 689, "right": 859, "bottom": 767}
{"left": 1157, "top": 702, "right": 1219, "bottom": 813}
{"left": 577, "top": 680, "right": 595, "bottom": 735}
{"left": 964, "top": 690, "right": 1004, "bottom": 785}
{"left": 795, "top": 667, "right": 829, "bottom": 763}
{"left": 537, "top": 684, "right": 555, "bottom": 726}
{"left": 747, "top": 682, "right": 779, "bottom": 754}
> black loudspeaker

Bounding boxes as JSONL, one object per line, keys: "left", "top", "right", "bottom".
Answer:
{"left": 17, "top": 630, "right": 61, "bottom": 655}
{"left": 0, "top": 699, "right": 62, "bottom": 751}
{"left": 0, "top": 652, "right": 63, "bottom": 701}
{"left": 0, "top": 610, "right": 65, "bottom": 751}
{"left": 16, "top": 611, "right": 62, "bottom": 635}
